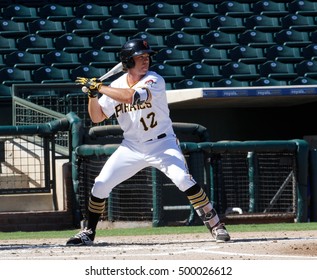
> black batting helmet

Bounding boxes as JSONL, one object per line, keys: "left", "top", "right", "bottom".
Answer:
{"left": 120, "top": 39, "right": 156, "bottom": 71}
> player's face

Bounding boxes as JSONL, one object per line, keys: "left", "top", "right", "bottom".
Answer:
{"left": 133, "top": 54, "right": 150, "bottom": 74}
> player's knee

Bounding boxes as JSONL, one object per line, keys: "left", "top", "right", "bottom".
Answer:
{"left": 91, "top": 181, "right": 111, "bottom": 199}
{"left": 173, "top": 174, "right": 195, "bottom": 192}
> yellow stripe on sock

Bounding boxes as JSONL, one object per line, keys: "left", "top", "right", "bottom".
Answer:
{"left": 187, "top": 188, "right": 210, "bottom": 209}
{"left": 88, "top": 198, "right": 105, "bottom": 214}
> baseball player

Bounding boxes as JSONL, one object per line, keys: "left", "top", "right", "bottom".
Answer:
{"left": 66, "top": 39, "right": 230, "bottom": 245}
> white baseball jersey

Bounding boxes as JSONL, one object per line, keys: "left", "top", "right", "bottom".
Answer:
{"left": 98, "top": 71, "right": 174, "bottom": 142}
{"left": 91, "top": 70, "right": 196, "bottom": 199}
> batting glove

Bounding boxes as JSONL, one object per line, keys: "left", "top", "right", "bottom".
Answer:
{"left": 76, "top": 77, "right": 103, "bottom": 98}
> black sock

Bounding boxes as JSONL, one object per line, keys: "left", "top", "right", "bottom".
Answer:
{"left": 87, "top": 195, "right": 106, "bottom": 233}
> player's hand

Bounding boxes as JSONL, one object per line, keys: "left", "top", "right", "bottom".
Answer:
{"left": 76, "top": 77, "right": 102, "bottom": 93}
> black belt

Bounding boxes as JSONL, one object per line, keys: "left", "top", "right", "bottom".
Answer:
{"left": 146, "top": 133, "right": 166, "bottom": 142}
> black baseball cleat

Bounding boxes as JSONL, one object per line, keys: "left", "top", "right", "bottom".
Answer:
{"left": 66, "top": 228, "right": 95, "bottom": 246}
{"left": 211, "top": 223, "right": 231, "bottom": 242}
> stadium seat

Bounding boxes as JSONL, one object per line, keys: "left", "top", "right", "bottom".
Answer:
{"left": 155, "top": 48, "right": 192, "bottom": 66}
{"left": 79, "top": 49, "right": 118, "bottom": 68}
{"left": 201, "top": 30, "right": 239, "bottom": 50}
{"left": 137, "top": 17, "right": 174, "bottom": 35}
{"left": 244, "top": 15, "right": 282, "bottom": 32}
{"left": 259, "top": 60, "right": 297, "bottom": 80}
{"left": 74, "top": 3, "right": 111, "bottom": 20}
{"left": 64, "top": 18, "right": 101, "bottom": 36}
{"left": 265, "top": 45, "right": 304, "bottom": 63}
{"left": 165, "top": 31, "right": 203, "bottom": 50}
{"left": 296, "top": 60, "right": 317, "bottom": 78}
{"left": 281, "top": 14, "right": 317, "bottom": 31}
{"left": 16, "top": 34, "right": 55, "bottom": 54}
{"left": 208, "top": 15, "right": 246, "bottom": 33}
{"left": 213, "top": 78, "right": 249, "bottom": 87}
{"left": 43, "top": 50, "right": 81, "bottom": 69}
{"left": 2, "top": 4, "right": 39, "bottom": 22}
{"left": 238, "top": 30, "right": 275, "bottom": 48}
{"left": 250, "top": 77, "right": 288, "bottom": 86}
{"left": 149, "top": 63, "right": 184, "bottom": 83}
{"left": 146, "top": 2, "right": 183, "bottom": 19}
{"left": 289, "top": 76, "right": 317, "bottom": 85}
{"left": 174, "top": 79, "right": 211, "bottom": 89}
{"left": 111, "top": 2, "right": 147, "bottom": 20}
{"left": 4, "top": 51, "right": 44, "bottom": 70}
{"left": 27, "top": 19, "right": 65, "bottom": 38}
{"left": 0, "top": 19, "right": 28, "bottom": 38}
{"left": 220, "top": 61, "right": 260, "bottom": 81}
{"left": 0, "top": 67, "right": 32, "bottom": 86}
{"left": 129, "top": 32, "right": 167, "bottom": 51}
{"left": 0, "top": 36, "right": 17, "bottom": 54}
{"left": 0, "top": 84, "right": 11, "bottom": 97}
{"left": 216, "top": 1, "right": 253, "bottom": 18}
{"left": 91, "top": 32, "right": 126, "bottom": 52}
{"left": 33, "top": 66, "right": 72, "bottom": 83}
{"left": 228, "top": 45, "right": 267, "bottom": 64}
{"left": 181, "top": 1, "right": 217, "bottom": 18}
{"left": 302, "top": 44, "right": 317, "bottom": 60}
{"left": 38, "top": 4, "right": 75, "bottom": 21}
{"left": 172, "top": 16, "right": 209, "bottom": 34}
{"left": 252, "top": 1, "right": 288, "bottom": 17}
{"left": 55, "top": 33, "right": 92, "bottom": 53}
{"left": 100, "top": 18, "right": 138, "bottom": 36}
{"left": 191, "top": 46, "right": 231, "bottom": 65}
{"left": 275, "top": 29, "right": 311, "bottom": 47}
{"left": 70, "top": 65, "right": 106, "bottom": 81}
{"left": 183, "top": 62, "right": 222, "bottom": 81}
{"left": 287, "top": 0, "right": 317, "bottom": 16}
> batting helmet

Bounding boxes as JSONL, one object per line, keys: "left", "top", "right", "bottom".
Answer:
{"left": 120, "top": 39, "right": 156, "bottom": 71}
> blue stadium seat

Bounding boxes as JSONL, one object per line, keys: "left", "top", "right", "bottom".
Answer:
{"left": 244, "top": 15, "right": 282, "bottom": 32}
{"left": 100, "top": 17, "right": 138, "bottom": 36}
{"left": 216, "top": 1, "right": 253, "bottom": 18}
{"left": 191, "top": 46, "right": 231, "bottom": 65}
{"left": 137, "top": 17, "right": 174, "bottom": 35}
{"left": 43, "top": 50, "right": 81, "bottom": 69}
{"left": 213, "top": 78, "right": 249, "bottom": 87}
{"left": 181, "top": 2, "right": 217, "bottom": 18}
{"left": 0, "top": 36, "right": 17, "bottom": 54}
{"left": 228, "top": 45, "right": 267, "bottom": 64}
{"left": 146, "top": 2, "right": 182, "bottom": 19}
{"left": 27, "top": 19, "right": 65, "bottom": 38}
{"left": 250, "top": 77, "right": 288, "bottom": 86}
{"left": 0, "top": 19, "right": 28, "bottom": 38}
{"left": 74, "top": 3, "right": 111, "bottom": 20}
{"left": 165, "top": 31, "right": 203, "bottom": 50}
{"left": 16, "top": 34, "right": 55, "bottom": 54}
{"left": 174, "top": 79, "right": 211, "bottom": 89}
{"left": 287, "top": 0, "right": 317, "bottom": 16}
{"left": 172, "top": 16, "right": 209, "bottom": 34}
{"left": 289, "top": 76, "right": 317, "bottom": 85}
{"left": 129, "top": 32, "right": 167, "bottom": 51}
{"left": 220, "top": 61, "right": 260, "bottom": 81}
{"left": 252, "top": 1, "right": 288, "bottom": 17}
{"left": 238, "top": 30, "right": 275, "bottom": 49}
{"left": 111, "top": 2, "right": 147, "bottom": 20}
{"left": 33, "top": 66, "right": 72, "bottom": 83}
{"left": 259, "top": 60, "right": 297, "bottom": 80}
{"left": 296, "top": 59, "right": 317, "bottom": 78}
{"left": 281, "top": 14, "right": 317, "bottom": 31}
{"left": 265, "top": 45, "right": 304, "bottom": 63}
{"left": 183, "top": 62, "right": 222, "bottom": 81}
{"left": 0, "top": 67, "right": 32, "bottom": 86}
{"left": 70, "top": 65, "right": 106, "bottom": 81}
{"left": 55, "top": 33, "right": 92, "bottom": 53}
{"left": 91, "top": 32, "right": 126, "bottom": 52}
{"left": 302, "top": 44, "right": 317, "bottom": 60}
{"left": 64, "top": 18, "right": 101, "bottom": 36}
{"left": 201, "top": 30, "right": 239, "bottom": 50}
{"left": 149, "top": 63, "right": 184, "bottom": 83}
{"left": 4, "top": 51, "right": 44, "bottom": 70}
{"left": 38, "top": 4, "right": 75, "bottom": 21}
{"left": 2, "top": 4, "right": 39, "bottom": 22}
{"left": 275, "top": 29, "right": 312, "bottom": 47}
{"left": 208, "top": 15, "right": 246, "bottom": 33}
{"left": 79, "top": 49, "right": 118, "bottom": 68}
{"left": 154, "top": 48, "right": 192, "bottom": 66}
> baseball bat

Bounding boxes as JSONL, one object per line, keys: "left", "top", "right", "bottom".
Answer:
{"left": 81, "top": 62, "right": 123, "bottom": 93}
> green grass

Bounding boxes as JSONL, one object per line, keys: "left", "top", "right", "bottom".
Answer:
{"left": 0, "top": 222, "right": 316, "bottom": 240}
